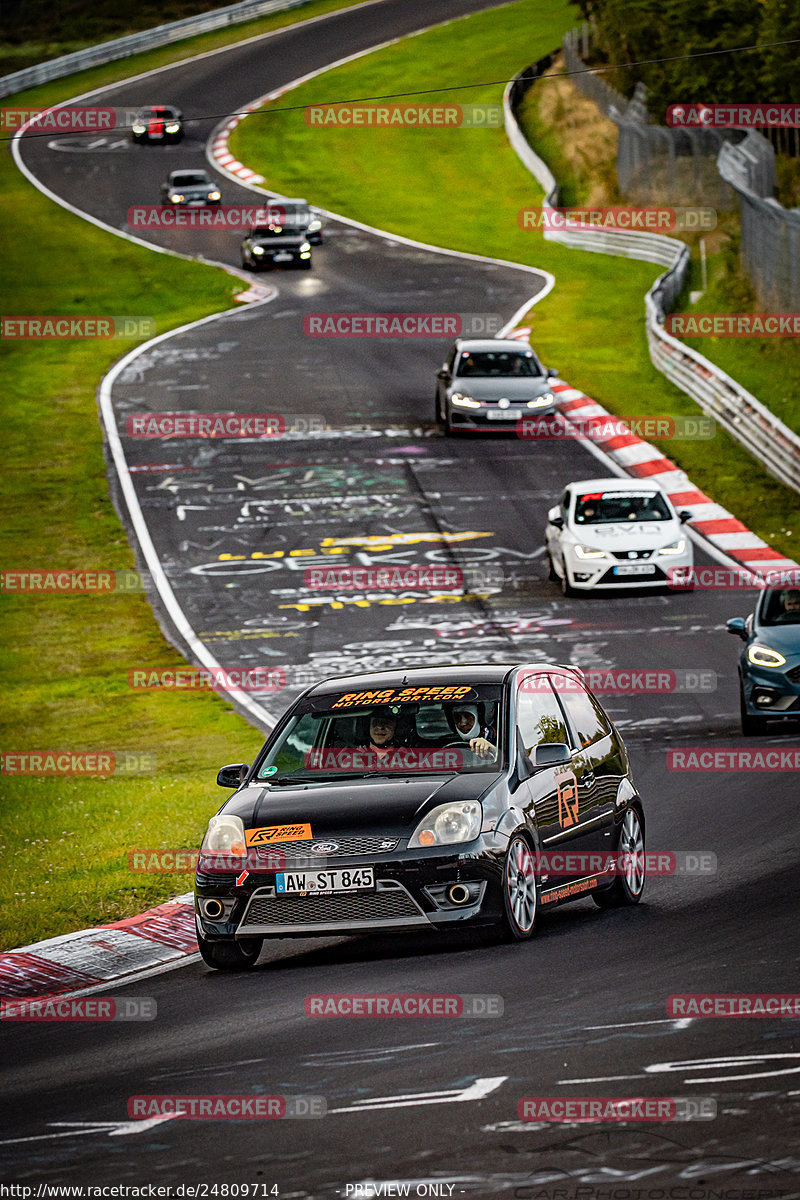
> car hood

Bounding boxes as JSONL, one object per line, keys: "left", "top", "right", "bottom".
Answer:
{"left": 222, "top": 773, "right": 499, "bottom": 836}
{"left": 449, "top": 377, "right": 552, "bottom": 402}
{"left": 751, "top": 622, "right": 800, "bottom": 657}
{"left": 568, "top": 519, "right": 681, "bottom": 551}
{"left": 172, "top": 184, "right": 213, "bottom": 197}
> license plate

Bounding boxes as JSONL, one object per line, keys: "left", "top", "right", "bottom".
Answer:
{"left": 613, "top": 563, "right": 656, "bottom": 576}
{"left": 273, "top": 252, "right": 293, "bottom": 262}
{"left": 275, "top": 868, "right": 375, "bottom": 894}
{"left": 189, "top": 200, "right": 205, "bottom": 207}
{"left": 486, "top": 409, "right": 519, "bottom": 420}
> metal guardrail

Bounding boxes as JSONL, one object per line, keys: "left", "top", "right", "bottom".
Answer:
{"left": 504, "top": 57, "right": 800, "bottom": 495}
{"left": 0, "top": 0, "right": 309, "bottom": 98}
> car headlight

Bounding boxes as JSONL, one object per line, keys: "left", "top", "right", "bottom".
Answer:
{"left": 748, "top": 643, "right": 787, "bottom": 668}
{"left": 409, "top": 801, "right": 482, "bottom": 848}
{"left": 169, "top": 194, "right": 184, "bottom": 203}
{"left": 201, "top": 814, "right": 246, "bottom": 854}
{"left": 300, "top": 242, "right": 311, "bottom": 252}
{"left": 657, "top": 539, "right": 686, "bottom": 556}
{"left": 308, "top": 219, "right": 321, "bottom": 231}
{"left": 252, "top": 245, "right": 265, "bottom": 255}
{"left": 208, "top": 191, "right": 221, "bottom": 201}
{"left": 527, "top": 392, "right": 554, "bottom": 407}
{"left": 165, "top": 123, "right": 181, "bottom": 133}
{"left": 574, "top": 544, "right": 607, "bottom": 559}
{"left": 450, "top": 392, "right": 481, "bottom": 409}
{"left": 132, "top": 124, "right": 146, "bottom": 134}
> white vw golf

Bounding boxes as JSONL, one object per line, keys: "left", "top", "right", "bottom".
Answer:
{"left": 545, "top": 478, "right": 694, "bottom": 595}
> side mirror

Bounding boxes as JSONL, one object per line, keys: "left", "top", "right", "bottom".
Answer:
{"left": 437, "top": 366, "right": 448, "bottom": 378}
{"left": 533, "top": 742, "right": 571, "bottom": 769}
{"left": 217, "top": 763, "right": 249, "bottom": 788}
{"left": 678, "top": 510, "right": 693, "bottom": 523}
{"left": 546, "top": 367, "right": 559, "bottom": 378}
{"left": 547, "top": 506, "right": 564, "bottom": 529}
{"left": 726, "top": 618, "right": 748, "bottom": 640}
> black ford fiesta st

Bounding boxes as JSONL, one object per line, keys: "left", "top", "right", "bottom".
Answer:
{"left": 195, "top": 663, "right": 646, "bottom": 969}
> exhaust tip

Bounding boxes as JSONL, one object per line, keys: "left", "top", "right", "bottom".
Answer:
{"left": 202, "top": 898, "right": 224, "bottom": 919}
{"left": 447, "top": 883, "right": 471, "bottom": 905}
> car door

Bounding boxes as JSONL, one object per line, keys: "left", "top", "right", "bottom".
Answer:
{"left": 553, "top": 673, "right": 618, "bottom": 857}
{"left": 514, "top": 672, "right": 585, "bottom": 883}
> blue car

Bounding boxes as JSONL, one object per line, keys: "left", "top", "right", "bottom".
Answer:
{"left": 727, "top": 586, "right": 800, "bottom": 734}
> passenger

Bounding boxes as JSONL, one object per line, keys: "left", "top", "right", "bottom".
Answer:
{"left": 447, "top": 703, "right": 496, "bottom": 760}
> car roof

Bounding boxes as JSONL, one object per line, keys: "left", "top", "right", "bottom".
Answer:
{"left": 566, "top": 478, "right": 668, "bottom": 494}
{"left": 303, "top": 662, "right": 584, "bottom": 697}
{"left": 170, "top": 169, "right": 208, "bottom": 178}
{"left": 454, "top": 339, "right": 533, "bottom": 352}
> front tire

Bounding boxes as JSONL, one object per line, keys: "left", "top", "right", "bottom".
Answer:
{"left": 499, "top": 836, "right": 538, "bottom": 941}
{"left": 593, "top": 806, "right": 645, "bottom": 908}
{"left": 546, "top": 552, "right": 558, "bottom": 582}
{"left": 560, "top": 566, "right": 577, "bottom": 597}
{"left": 197, "top": 930, "right": 263, "bottom": 971}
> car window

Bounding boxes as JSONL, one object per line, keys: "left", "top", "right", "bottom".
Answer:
{"left": 558, "top": 686, "right": 611, "bottom": 748}
{"left": 760, "top": 587, "right": 800, "bottom": 625}
{"left": 516, "top": 677, "right": 570, "bottom": 757}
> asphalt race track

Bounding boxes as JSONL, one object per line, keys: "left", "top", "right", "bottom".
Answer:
{"left": 6, "top": 0, "right": 800, "bottom": 1193}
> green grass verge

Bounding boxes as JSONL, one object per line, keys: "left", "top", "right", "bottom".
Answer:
{"left": 230, "top": 0, "right": 800, "bottom": 560}
{"left": 0, "top": 1, "right": 381, "bottom": 952}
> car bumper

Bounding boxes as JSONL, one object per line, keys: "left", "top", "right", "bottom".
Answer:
{"left": 741, "top": 661, "right": 800, "bottom": 717}
{"left": 562, "top": 545, "right": 694, "bottom": 590}
{"left": 195, "top": 839, "right": 506, "bottom": 940}
{"left": 448, "top": 404, "right": 556, "bottom": 430}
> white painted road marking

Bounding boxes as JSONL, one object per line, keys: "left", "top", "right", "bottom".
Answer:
{"left": 329, "top": 1077, "right": 506, "bottom": 1113}
{"left": 0, "top": 1115, "right": 179, "bottom": 1145}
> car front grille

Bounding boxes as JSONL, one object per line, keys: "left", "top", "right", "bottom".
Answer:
{"left": 238, "top": 880, "right": 425, "bottom": 931}
{"left": 610, "top": 550, "right": 653, "bottom": 560}
{"left": 254, "top": 835, "right": 399, "bottom": 860}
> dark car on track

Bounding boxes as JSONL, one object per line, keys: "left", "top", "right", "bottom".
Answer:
{"left": 240, "top": 219, "right": 312, "bottom": 270}
{"left": 130, "top": 105, "right": 184, "bottom": 144}
{"left": 435, "top": 339, "right": 559, "bottom": 433}
{"left": 280, "top": 197, "right": 324, "bottom": 243}
{"left": 195, "top": 663, "right": 646, "bottom": 969}
{"left": 160, "top": 169, "right": 221, "bottom": 206}
{"left": 727, "top": 584, "right": 800, "bottom": 734}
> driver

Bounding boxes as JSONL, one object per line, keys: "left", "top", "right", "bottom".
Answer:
{"left": 781, "top": 588, "right": 800, "bottom": 614}
{"left": 449, "top": 703, "right": 496, "bottom": 760}
{"left": 357, "top": 706, "right": 408, "bottom": 761}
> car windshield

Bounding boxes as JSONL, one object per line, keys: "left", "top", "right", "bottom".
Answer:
{"left": 254, "top": 684, "right": 504, "bottom": 780}
{"left": 455, "top": 350, "right": 543, "bottom": 377}
{"left": 171, "top": 173, "right": 208, "bottom": 185}
{"left": 143, "top": 108, "right": 176, "bottom": 119}
{"left": 761, "top": 587, "right": 800, "bottom": 625}
{"left": 574, "top": 491, "right": 672, "bottom": 524}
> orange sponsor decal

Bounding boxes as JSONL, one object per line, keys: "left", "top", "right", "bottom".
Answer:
{"left": 556, "top": 772, "right": 579, "bottom": 829}
{"left": 245, "top": 823, "right": 312, "bottom": 846}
